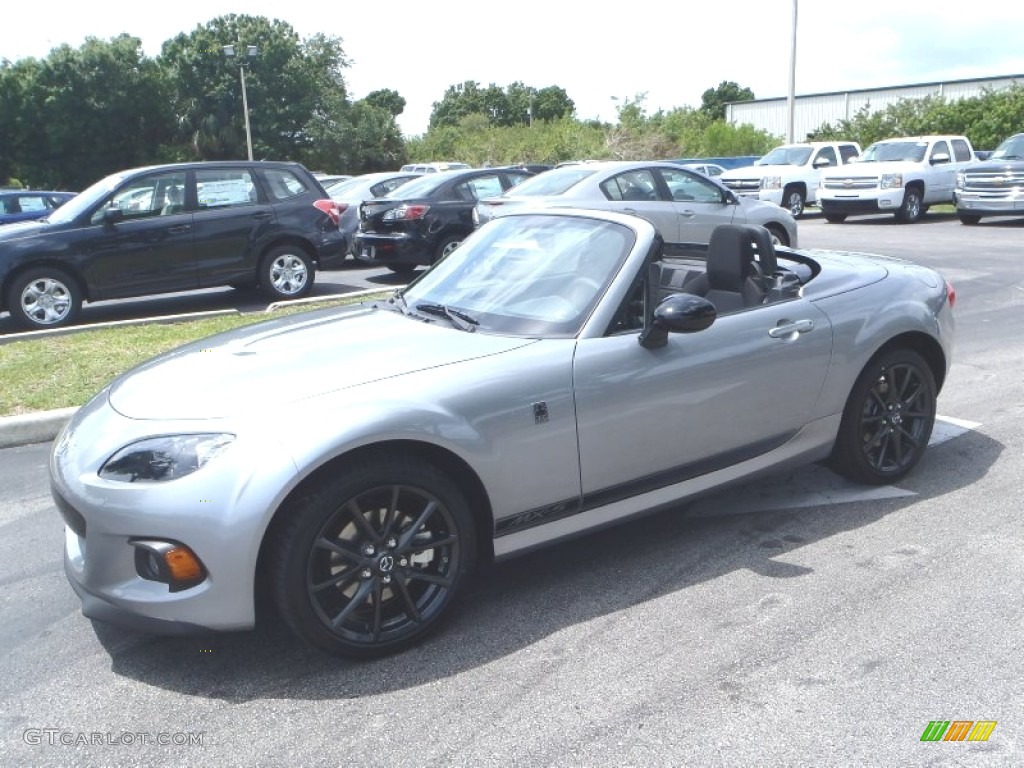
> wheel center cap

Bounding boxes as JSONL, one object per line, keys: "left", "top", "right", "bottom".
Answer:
{"left": 377, "top": 554, "right": 395, "bottom": 574}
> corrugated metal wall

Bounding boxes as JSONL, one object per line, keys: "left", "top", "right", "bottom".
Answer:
{"left": 726, "top": 75, "right": 1024, "bottom": 141}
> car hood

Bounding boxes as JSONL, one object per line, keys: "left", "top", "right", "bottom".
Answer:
{"left": 107, "top": 304, "right": 537, "bottom": 420}
{"left": 0, "top": 219, "right": 48, "bottom": 241}
{"left": 821, "top": 161, "right": 921, "bottom": 178}
{"left": 721, "top": 164, "right": 804, "bottom": 178}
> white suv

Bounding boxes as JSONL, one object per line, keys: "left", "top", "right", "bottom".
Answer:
{"left": 720, "top": 141, "right": 861, "bottom": 217}
{"left": 819, "top": 136, "right": 975, "bottom": 223}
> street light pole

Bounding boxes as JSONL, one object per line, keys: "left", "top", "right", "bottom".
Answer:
{"left": 787, "top": 0, "right": 798, "bottom": 143}
{"left": 223, "top": 44, "right": 258, "bottom": 161}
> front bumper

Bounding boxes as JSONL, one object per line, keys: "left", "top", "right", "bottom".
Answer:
{"left": 819, "top": 188, "right": 904, "bottom": 215}
{"left": 955, "top": 193, "right": 1024, "bottom": 217}
{"left": 50, "top": 397, "right": 297, "bottom": 634}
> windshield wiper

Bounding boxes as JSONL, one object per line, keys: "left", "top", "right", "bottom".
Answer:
{"left": 414, "top": 302, "right": 479, "bottom": 332}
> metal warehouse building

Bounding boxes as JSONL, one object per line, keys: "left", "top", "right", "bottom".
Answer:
{"left": 725, "top": 74, "right": 1024, "bottom": 141}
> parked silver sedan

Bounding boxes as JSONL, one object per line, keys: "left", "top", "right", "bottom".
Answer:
{"left": 51, "top": 210, "right": 953, "bottom": 659}
{"left": 473, "top": 161, "right": 798, "bottom": 249}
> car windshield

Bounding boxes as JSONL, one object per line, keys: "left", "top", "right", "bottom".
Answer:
{"left": 859, "top": 141, "right": 927, "bottom": 163}
{"left": 385, "top": 174, "right": 450, "bottom": 198}
{"left": 757, "top": 147, "right": 813, "bottom": 166}
{"left": 990, "top": 135, "right": 1024, "bottom": 160}
{"left": 499, "top": 168, "right": 598, "bottom": 198}
{"left": 42, "top": 171, "right": 129, "bottom": 224}
{"left": 399, "top": 214, "right": 634, "bottom": 338}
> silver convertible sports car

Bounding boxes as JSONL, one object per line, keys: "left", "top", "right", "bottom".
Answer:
{"left": 50, "top": 210, "right": 955, "bottom": 659}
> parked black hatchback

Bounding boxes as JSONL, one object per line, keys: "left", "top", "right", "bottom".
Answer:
{"left": 0, "top": 161, "right": 345, "bottom": 330}
{"left": 354, "top": 167, "right": 532, "bottom": 273}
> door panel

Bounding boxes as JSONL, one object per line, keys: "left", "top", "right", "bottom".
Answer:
{"left": 573, "top": 299, "right": 833, "bottom": 496}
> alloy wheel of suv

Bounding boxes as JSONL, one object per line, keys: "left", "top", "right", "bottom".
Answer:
{"left": 260, "top": 246, "right": 315, "bottom": 300}
{"left": 7, "top": 267, "right": 82, "bottom": 329}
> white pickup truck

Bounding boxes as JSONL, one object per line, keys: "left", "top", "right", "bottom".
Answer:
{"left": 719, "top": 141, "right": 861, "bottom": 218}
{"left": 818, "top": 135, "right": 976, "bottom": 223}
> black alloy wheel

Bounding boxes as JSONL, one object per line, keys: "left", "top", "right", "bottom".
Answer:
{"left": 831, "top": 349, "right": 937, "bottom": 484}
{"left": 273, "top": 457, "right": 476, "bottom": 658}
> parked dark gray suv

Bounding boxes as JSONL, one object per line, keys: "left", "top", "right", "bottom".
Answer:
{"left": 0, "top": 161, "right": 345, "bottom": 330}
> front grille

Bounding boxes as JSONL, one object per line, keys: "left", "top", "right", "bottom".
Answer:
{"left": 961, "top": 170, "right": 1024, "bottom": 194}
{"left": 51, "top": 487, "right": 86, "bottom": 537}
{"left": 722, "top": 179, "right": 760, "bottom": 192}
{"left": 822, "top": 177, "right": 878, "bottom": 190}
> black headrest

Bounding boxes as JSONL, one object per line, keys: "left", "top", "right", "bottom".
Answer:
{"left": 707, "top": 225, "right": 777, "bottom": 289}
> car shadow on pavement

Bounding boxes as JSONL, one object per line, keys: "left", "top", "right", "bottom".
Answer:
{"left": 95, "top": 426, "right": 1001, "bottom": 701}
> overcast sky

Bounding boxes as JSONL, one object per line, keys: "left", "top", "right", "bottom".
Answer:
{"left": 3, "top": 1, "right": 1023, "bottom": 137}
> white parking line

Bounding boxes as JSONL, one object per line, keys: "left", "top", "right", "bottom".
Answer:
{"left": 684, "top": 416, "right": 979, "bottom": 518}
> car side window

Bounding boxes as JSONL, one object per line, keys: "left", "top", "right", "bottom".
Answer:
{"left": 839, "top": 144, "right": 860, "bottom": 163}
{"left": 456, "top": 174, "right": 503, "bottom": 201}
{"left": 602, "top": 170, "right": 659, "bottom": 202}
{"left": 815, "top": 147, "right": 838, "bottom": 167}
{"left": 91, "top": 171, "right": 188, "bottom": 224}
{"left": 17, "top": 195, "right": 48, "bottom": 213}
{"left": 196, "top": 169, "right": 257, "bottom": 209}
{"left": 258, "top": 168, "right": 310, "bottom": 202}
{"left": 657, "top": 168, "right": 722, "bottom": 203}
{"left": 930, "top": 141, "right": 951, "bottom": 163}
{"left": 504, "top": 172, "right": 531, "bottom": 189}
{"left": 951, "top": 139, "right": 972, "bottom": 162}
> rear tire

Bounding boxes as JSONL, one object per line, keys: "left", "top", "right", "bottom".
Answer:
{"left": 824, "top": 213, "right": 847, "bottom": 223}
{"left": 271, "top": 456, "right": 477, "bottom": 659}
{"left": 260, "top": 245, "right": 314, "bottom": 301}
{"left": 7, "top": 267, "right": 82, "bottom": 330}
{"left": 386, "top": 264, "right": 416, "bottom": 275}
{"left": 763, "top": 223, "right": 790, "bottom": 247}
{"left": 958, "top": 213, "right": 981, "bottom": 225}
{"left": 434, "top": 234, "right": 465, "bottom": 265}
{"left": 830, "top": 348, "right": 937, "bottom": 485}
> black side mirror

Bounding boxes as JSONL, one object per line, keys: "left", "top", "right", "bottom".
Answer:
{"left": 639, "top": 293, "right": 717, "bottom": 349}
{"left": 102, "top": 206, "right": 124, "bottom": 226}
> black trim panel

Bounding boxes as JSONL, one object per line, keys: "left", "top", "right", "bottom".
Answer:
{"left": 494, "top": 431, "right": 796, "bottom": 539}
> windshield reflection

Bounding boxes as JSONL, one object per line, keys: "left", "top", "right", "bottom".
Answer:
{"left": 401, "top": 214, "right": 634, "bottom": 338}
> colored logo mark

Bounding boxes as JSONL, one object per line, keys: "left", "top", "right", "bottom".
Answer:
{"left": 921, "top": 720, "right": 997, "bottom": 742}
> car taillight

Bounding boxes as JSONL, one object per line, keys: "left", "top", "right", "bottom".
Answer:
{"left": 313, "top": 199, "right": 341, "bottom": 226}
{"left": 945, "top": 279, "right": 956, "bottom": 309}
{"left": 383, "top": 204, "right": 430, "bottom": 221}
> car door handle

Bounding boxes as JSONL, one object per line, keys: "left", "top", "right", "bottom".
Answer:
{"left": 677, "top": 209, "right": 696, "bottom": 218}
{"left": 768, "top": 319, "right": 814, "bottom": 338}
{"left": 166, "top": 224, "right": 192, "bottom": 234}
{"left": 251, "top": 212, "right": 272, "bottom": 220}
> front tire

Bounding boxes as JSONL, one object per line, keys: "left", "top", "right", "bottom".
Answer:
{"left": 272, "top": 456, "right": 477, "bottom": 659}
{"left": 260, "top": 245, "right": 314, "bottom": 301}
{"left": 895, "top": 187, "right": 923, "bottom": 223}
{"left": 7, "top": 267, "right": 82, "bottom": 330}
{"left": 958, "top": 213, "right": 981, "bottom": 225}
{"left": 763, "top": 223, "right": 790, "bottom": 247}
{"left": 782, "top": 186, "right": 805, "bottom": 218}
{"left": 824, "top": 213, "right": 847, "bottom": 223}
{"left": 830, "top": 348, "right": 937, "bottom": 485}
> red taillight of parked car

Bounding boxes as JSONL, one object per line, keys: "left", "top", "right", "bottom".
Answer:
{"left": 383, "top": 204, "right": 430, "bottom": 221}
{"left": 945, "top": 279, "right": 956, "bottom": 309}
{"left": 313, "top": 199, "right": 341, "bottom": 226}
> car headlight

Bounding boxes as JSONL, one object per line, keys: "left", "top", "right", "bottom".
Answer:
{"left": 956, "top": 172, "right": 965, "bottom": 189}
{"left": 99, "top": 434, "right": 235, "bottom": 483}
{"left": 760, "top": 176, "right": 782, "bottom": 191}
{"left": 880, "top": 173, "right": 903, "bottom": 189}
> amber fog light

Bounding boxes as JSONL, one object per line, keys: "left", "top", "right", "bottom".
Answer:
{"left": 131, "top": 539, "right": 206, "bottom": 592}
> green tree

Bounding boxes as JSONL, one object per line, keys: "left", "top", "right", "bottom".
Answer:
{"left": 4, "top": 36, "right": 172, "bottom": 189}
{"left": 363, "top": 88, "right": 406, "bottom": 117}
{"left": 158, "top": 15, "right": 349, "bottom": 161}
{"left": 430, "top": 81, "right": 574, "bottom": 129}
{"left": 701, "top": 81, "right": 755, "bottom": 120}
